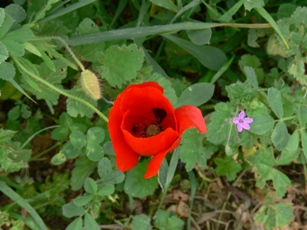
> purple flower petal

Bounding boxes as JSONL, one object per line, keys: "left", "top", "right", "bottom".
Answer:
{"left": 237, "top": 123, "right": 243, "bottom": 132}
{"left": 238, "top": 110, "right": 245, "bottom": 119}
{"left": 241, "top": 123, "right": 250, "bottom": 130}
{"left": 243, "top": 118, "right": 253, "bottom": 123}
{"left": 233, "top": 117, "right": 240, "bottom": 124}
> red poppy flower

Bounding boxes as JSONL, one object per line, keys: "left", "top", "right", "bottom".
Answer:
{"left": 108, "top": 82, "right": 207, "bottom": 178}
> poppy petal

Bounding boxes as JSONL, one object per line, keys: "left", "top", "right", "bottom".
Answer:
{"left": 175, "top": 106, "right": 207, "bottom": 135}
{"left": 108, "top": 93, "right": 139, "bottom": 172}
{"left": 144, "top": 137, "right": 181, "bottom": 178}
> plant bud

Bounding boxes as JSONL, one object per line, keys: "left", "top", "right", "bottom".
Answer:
{"left": 80, "top": 70, "right": 101, "bottom": 100}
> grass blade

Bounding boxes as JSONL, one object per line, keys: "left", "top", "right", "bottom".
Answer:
{"left": 0, "top": 180, "right": 48, "bottom": 230}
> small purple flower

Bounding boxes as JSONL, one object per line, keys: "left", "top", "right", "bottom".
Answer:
{"left": 233, "top": 110, "right": 253, "bottom": 132}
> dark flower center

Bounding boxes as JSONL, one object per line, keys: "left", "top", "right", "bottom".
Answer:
{"left": 131, "top": 108, "right": 167, "bottom": 138}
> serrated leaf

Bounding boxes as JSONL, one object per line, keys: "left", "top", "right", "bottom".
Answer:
{"left": 0, "top": 8, "right": 5, "bottom": 27}
{"left": 5, "top": 27, "right": 33, "bottom": 44}
{"left": 84, "top": 213, "right": 100, "bottom": 230}
{"left": 62, "top": 202, "right": 85, "bottom": 218}
{"left": 176, "top": 82, "right": 214, "bottom": 108}
{"left": 70, "top": 156, "right": 96, "bottom": 191}
{"left": 271, "top": 121, "right": 289, "bottom": 151}
{"left": 243, "top": 66, "right": 258, "bottom": 89}
{"left": 179, "top": 129, "right": 208, "bottom": 171}
{"left": 0, "top": 13, "right": 13, "bottom": 39}
{"left": 249, "top": 115, "right": 274, "bottom": 135}
{"left": 0, "top": 42, "right": 8, "bottom": 63}
{"left": 276, "top": 130, "right": 299, "bottom": 165}
{"left": 244, "top": 0, "right": 264, "bottom": 11}
{"left": 187, "top": 29, "right": 212, "bottom": 45}
{"left": 132, "top": 214, "right": 152, "bottom": 230}
{"left": 0, "top": 61, "right": 15, "bottom": 80}
{"left": 66, "top": 86, "right": 97, "bottom": 118}
{"left": 66, "top": 217, "right": 83, "bottom": 230}
{"left": 84, "top": 178, "right": 98, "bottom": 194}
{"left": 268, "top": 88, "right": 284, "bottom": 118}
{"left": 124, "top": 160, "right": 158, "bottom": 198}
{"left": 214, "top": 156, "right": 241, "bottom": 181}
{"left": 100, "top": 44, "right": 144, "bottom": 88}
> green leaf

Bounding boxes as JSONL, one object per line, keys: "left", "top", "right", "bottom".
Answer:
{"left": 99, "top": 44, "right": 144, "bottom": 88}
{"left": 276, "top": 130, "right": 300, "bottom": 165}
{"left": 254, "top": 203, "right": 294, "bottom": 229}
{"left": 8, "top": 105, "right": 20, "bottom": 120}
{"left": 243, "top": 66, "right": 259, "bottom": 89}
{"left": 84, "top": 178, "right": 98, "bottom": 194}
{"left": 84, "top": 213, "right": 100, "bottom": 230}
{"left": 158, "top": 160, "right": 168, "bottom": 191}
{"left": 132, "top": 214, "right": 152, "bottom": 230}
{"left": 164, "top": 34, "right": 227, "bottom": 71}
{"left": 0, "top": 13, "right": 13, "bottom": 39}
{"left": 66, "top": 217, "right": 83, "bottom": 230}
{"left": 98, "top": 157, "right": 125, "bottom": 186}
{"left": 154, "top": 210, "right": 184, "bottom": 230}
{"left": 206, "top": 103, "right": 235, "bottom": 145}
{"left": 87, "top": 127, "right": 105, "bottom": 144}
{"left": 187, "top": 29, "right": 212, "bottom": 45}
{"left": 214, "top": 156, "right": 242, "bottom": 181}
{"left": 176, "top": 82, "right": 214, "bottom": 108}
{"left": 271, "top": 121, "right": 289, "bottom": 151}
{"left": 248, "top": 148, "right": 291, "bottom": 198}
{"left": 244, "top": 0, "right": 264, "bottom": 11}
{"left": 70, "top": 130, "right": 87, "bottom": 149}
{"left": 86, "top": 144, "right": 104, "bottom": 162}
{"left": 5, "top": 4, "right": 26, "bottom": 22}
{"left": 179, "top": 129, "right": 208, "bottom": 171}
{"left": 51, "top": 151, "right": 67, "bottom": 165}
{"left": 0, "top": 61, "right": 15, "bottom": 80}
{"left": 268, "top": 88, "right": 284, "bottom": 118}
{"left": 0, "top": 8, "right": 4, "bottom": 27}
{"left": 62, "top": 202, "right": 85, "bottom": 218}
{"left": 62, "top": 142, "right": 81, "bottom": 159}
{"left": 70, "top": 156, "right": 96, "bottom": 191}
{"left": 226, "top": 81, "right": 258, "bottom": 105}
{"left": 298, "top": 105, "right": 307, "bottom": 128}
{"left": 249, "top": 115, "right": 274, "bottom": 135}
{"left": 97, "top": 185, "right": 114, "bottom": 197}
{"left": 124, "top": 160, "right": 158, "bottom": 198}
{"left": 0, "top": 42, "right": 8, "bottom": 63}
{"left": 73, "top": 194, "right": 94, "bottom": 207}
{"left": 301, "top": 130, "right": 307, "bottom": 160}
{"left": 150, "top": 0, "right": 178, "bottom": 12}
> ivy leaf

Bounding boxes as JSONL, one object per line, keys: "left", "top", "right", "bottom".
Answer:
{"left": 214, "top": 156, "right": 241, "bottom": 181}
{"left": 248, "top": 148, "right": 291, "bottom": 198}
{"left": 179, "top": 129, "right": 209, "bottom": 171}
{"left": 98, "top": 44, "right": 144, "bottom": 88}
{"left": 124, "top": 160, "right": 158, "bottom": 198}
{"left": 254, "top": 203, "right": 294, "bottom": 229}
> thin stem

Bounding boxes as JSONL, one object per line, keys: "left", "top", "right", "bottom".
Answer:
{"left": 279, "top": 115, "right": 296, "bottom": 122}
{"left": 13, "top": 57, "right": 109, "bottom": 123}
{"left": 30, "top": 36, "right": 85, "bottom": 71}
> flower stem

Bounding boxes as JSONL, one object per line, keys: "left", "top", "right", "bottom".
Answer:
{"left": 13, "top": 57, "right": 109, "bottom": 123}
{"left": 30, "top": 36, "right": 85, "bottom": 71}
{"left": 279, "top": 116, "right": 296, "bottom": 122}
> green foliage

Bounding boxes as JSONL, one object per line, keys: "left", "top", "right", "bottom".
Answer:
{"left": 154, "top": 210, "right": 184, "bottom": 230}
{"left": 214, "top": 156, "right": 242, "bottom": 181}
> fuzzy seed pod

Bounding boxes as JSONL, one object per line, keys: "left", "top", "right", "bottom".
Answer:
{"left": 80, "top": 70, "right": 101, "bottom": 100}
